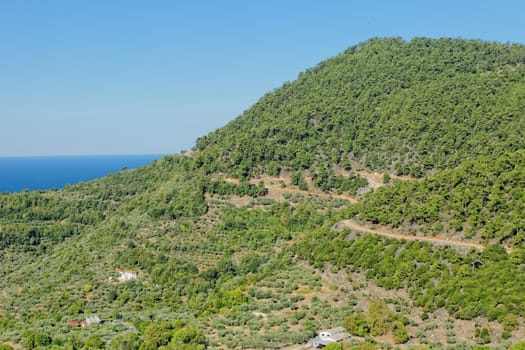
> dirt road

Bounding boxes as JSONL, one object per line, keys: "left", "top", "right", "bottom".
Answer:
{"left": 337, "top": 219, "right": 487, "bottom": 252}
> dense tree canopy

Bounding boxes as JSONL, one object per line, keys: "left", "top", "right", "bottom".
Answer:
{"left": 354, "top": 150, "right": 525, "bottom": 245}
{"left": 195, "top": 37, "right": 524, "bottom": 178}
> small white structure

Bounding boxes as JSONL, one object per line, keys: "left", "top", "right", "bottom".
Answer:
{"left": 68, "top": 314, "right": 102, "bottom": 327}
{"left": 84, "top": 314, "right": 102, "bottom": 326}
{"left": 116, "top": 269, "right": 138, "bottom": 282}
{"left": 309, "top": 327, "right": 351, "bottom": 348}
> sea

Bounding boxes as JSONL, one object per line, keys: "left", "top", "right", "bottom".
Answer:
{"left": 0, "top": 154, "right": 164, "bottom": 193}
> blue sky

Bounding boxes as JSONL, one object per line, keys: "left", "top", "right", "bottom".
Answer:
{"left": 1, "top": 0, "right": 523, "bottom": 156}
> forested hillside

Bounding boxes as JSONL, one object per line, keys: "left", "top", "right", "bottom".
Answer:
{"left": 195, "top": 37, "right": 524, "bottom": 178}
{"left": 353, "top": 150, "right": 525, "bottom": 245}
{"left": 1, "top": 37, "right": 524, "bottom": 349}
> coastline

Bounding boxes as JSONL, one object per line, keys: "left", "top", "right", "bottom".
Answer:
{"left": 0, "top": 154, "right": 165, "bottom": 193}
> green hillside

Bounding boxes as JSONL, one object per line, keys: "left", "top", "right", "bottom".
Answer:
{"left": 195, "top": 37, "right": 524, "bottom": 178}
{"left": 1, "top": 38, "right": 525, "bottom": 349}
{"left": 354, "top": 150, "right": 525, "bottom": 245}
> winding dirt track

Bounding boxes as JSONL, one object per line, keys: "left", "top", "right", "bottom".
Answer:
{"left": 225, "top": 172, "right": 512, "bottom": 254}
{"left": 338, "top": 219, "right": 489, "bottom": 252}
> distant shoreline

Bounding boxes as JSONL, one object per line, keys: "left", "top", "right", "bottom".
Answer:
{"left": 0, "top": 154, "right": 165, "bottom": 193}
{"left": 0, "top": 153, "right": 166, "bottom": 159}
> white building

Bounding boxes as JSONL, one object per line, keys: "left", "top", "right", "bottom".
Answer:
{"left": 309, "top": 327, "right": 351, "bottom": 348}
{"left": 85, "top": 314, "right": 101, "bottom": 326}
{"left": 116, "top": 269, "right": 138, "bottom": 281}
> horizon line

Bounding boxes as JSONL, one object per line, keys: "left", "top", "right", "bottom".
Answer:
{"left": 0, "top": 152, "right": 171, "bottom": 159}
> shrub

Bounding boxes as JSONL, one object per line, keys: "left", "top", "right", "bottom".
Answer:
{"left": 22, "top": 330, "right": 52, "bottom": 350}
{"left": 342, "top": 313, "right": 370, "bottom": 337}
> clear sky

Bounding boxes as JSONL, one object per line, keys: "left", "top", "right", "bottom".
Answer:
{"left": 1, "top": 0, "right": 523, "bottom": 156}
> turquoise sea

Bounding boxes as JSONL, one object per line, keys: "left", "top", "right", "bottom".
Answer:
{"left": 0, "top": 154, "right": 164, "bottom": 193}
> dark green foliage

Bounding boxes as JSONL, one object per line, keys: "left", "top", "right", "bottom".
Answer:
{"left": 238, "top": 253, "right": 266, "bottom": 274}
{"left": 22, "top": 330, "right": 52, "bottom": 349}
{"left": 149, "top": 258, "right": 199, "bottom": 286}
{"left": 83, "top": 334, "right": 104, "bottom": 349}
{"left": 108, "top": 332, "right": 141, "bottom": 350}
{"left": 342, "top": 313, "right": 370, "bottom": 336}
{"left": 171, "top": 327, "right": 207, "bottom": 348}
{"left": 355, "top": 151, "right": 525, "bottom": 245}
{"left": 501, "top": 314, "right": 519, "bottom": 332}
{"left": 0, "top": 155, "right": 203, "bottom": 251}
{"left": 205, "top": 179, "right": 268, "bottom": 197}
{"left": 195, "top": 38, "right": 525, "bottom": 178}
{"left": 475, "top": 327, "right": 491, "bottom": 344}
{"left": 311, "top": 164, "right": 368, "bottom": 195}
{"left": 141, "top": 322, "right": 174, "bottom": 349}
{"left": 291, "top": 171, "right": 309, "bottom": 190}
{"left": 392, "top": 321, "right": 409, "bottom": 344}
{"left": 367, "top": 299, "right": 396, "bottom": 336}
{"left": 343, "top": 300, "right": 407, "bottom": 343}
{"left": 296, "top": 227, "right": 525, "bottom": 324}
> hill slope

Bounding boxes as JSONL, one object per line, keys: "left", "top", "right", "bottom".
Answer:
{"left": 1, "top": 37, "right": 525, "bottom": 349}
{"left": 195, "top": 37, "right": 524, "bottom": 178}
{"left": 352, "top": 150, "right": 525, "bottom": 245}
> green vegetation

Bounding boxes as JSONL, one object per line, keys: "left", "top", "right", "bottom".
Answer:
{"left": 0, "top": 155, "right": 342, "bottom": 348}
{"left": 195, "top": 37, "right": 524, "bottom": 178}
{"left": 342, "top": 299, "right": 408, "bottom": 344}
{"left": 354, "top": 150, "right": 525, "bottom": 245}
{"left": 296, "top": 225, "right": 525, "bottom": 324}
{"left": 1, "top": 37, "right": 524, "bottom": 349}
